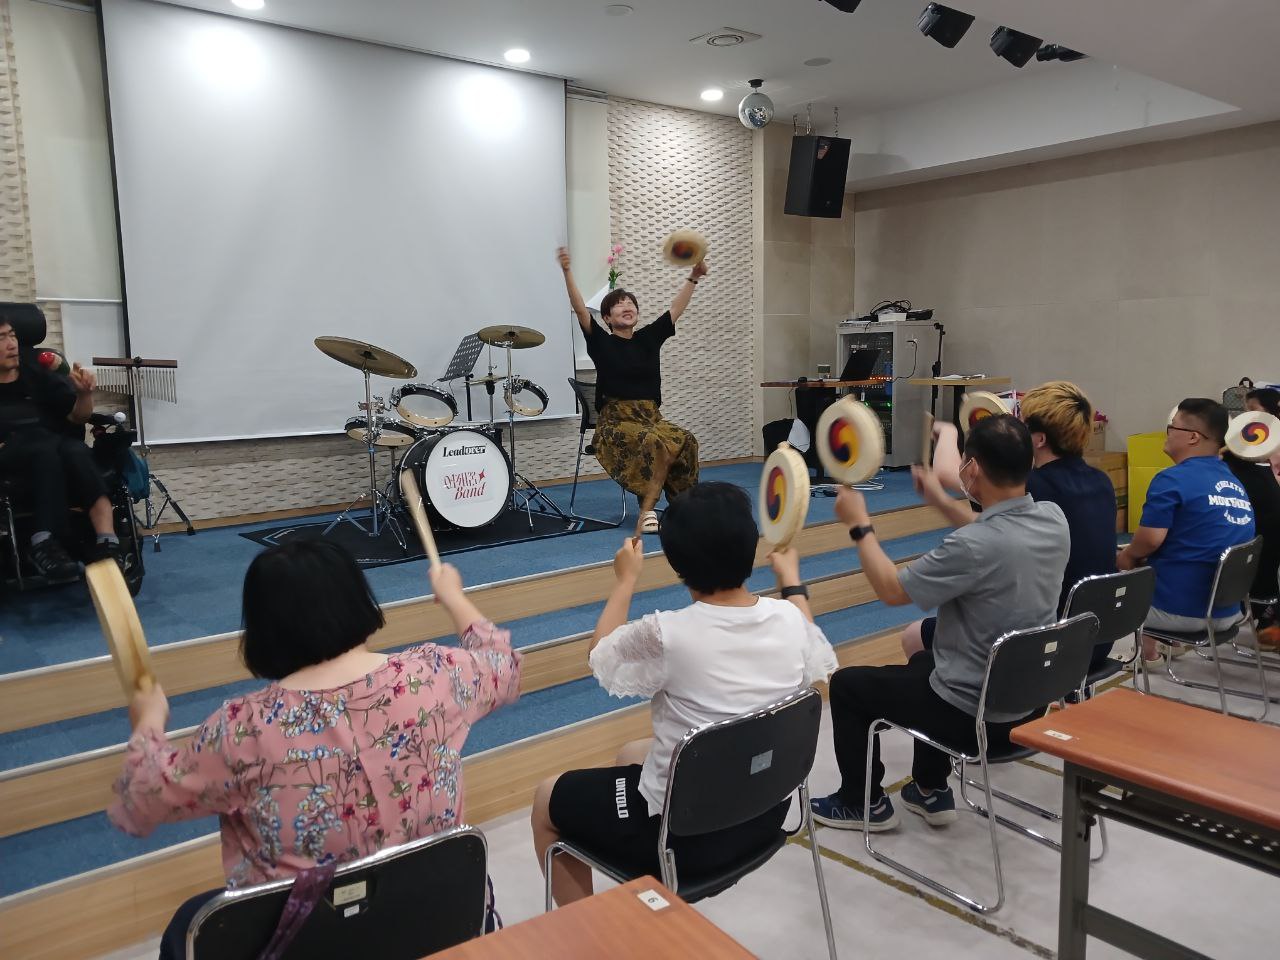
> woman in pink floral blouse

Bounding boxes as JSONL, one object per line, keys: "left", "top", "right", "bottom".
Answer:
{"left": 109, "top": 540, "right": 521, "bottom": 955}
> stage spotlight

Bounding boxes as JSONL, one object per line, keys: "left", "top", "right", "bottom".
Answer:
{"left": 821, "top": 0, "right": 862, "bottom": 11}
{"left": 917, "top": 4, "right": 974, "bottom": 49}
{"left": 989, "top": 26, "right": 1042, "bottom": 67}
{"left": 1036, "top": 44, "right": 1087, "bottom": 62}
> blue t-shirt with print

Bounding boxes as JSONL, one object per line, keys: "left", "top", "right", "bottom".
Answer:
{"left": 1140, "top": 455, "right": 1256, "bottom": 618}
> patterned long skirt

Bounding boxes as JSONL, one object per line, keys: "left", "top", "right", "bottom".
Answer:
{"left": 593, "top": 399, "right": 699, "bottom": 501}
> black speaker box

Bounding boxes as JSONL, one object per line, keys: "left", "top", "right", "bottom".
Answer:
{"left": 784, "top": 135, "right": 851, "bottom": 219}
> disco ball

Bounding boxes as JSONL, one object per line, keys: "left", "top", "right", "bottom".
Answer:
{"left": 738, "top": 80, "right": 774, "bottom": 129}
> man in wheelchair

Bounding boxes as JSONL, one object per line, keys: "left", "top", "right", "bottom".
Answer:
{"left": 0, "top": 316, "right": 127, "bottom": 583}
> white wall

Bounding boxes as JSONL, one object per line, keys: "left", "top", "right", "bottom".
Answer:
{"left": 565, "top": 93, "right": 608, "bottom": 368}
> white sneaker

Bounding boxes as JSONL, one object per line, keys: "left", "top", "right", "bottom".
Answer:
{"left": 640, "top": 510, "right": 659, "bottom": 534}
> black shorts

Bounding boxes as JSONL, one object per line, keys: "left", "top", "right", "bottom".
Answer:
{"left": 548, "top": 764, "right": 790, "bottom": 880}
{"left": 920, "top": 616, "right": 937, "bottom": 650}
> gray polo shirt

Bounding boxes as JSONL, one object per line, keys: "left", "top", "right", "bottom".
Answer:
{"left": 898, "top": 494, "right": 1069, "bottom": 722}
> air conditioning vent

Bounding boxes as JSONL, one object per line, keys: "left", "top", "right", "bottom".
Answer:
{"left": 689, "top": 27, "right": 763, "bottom": 48}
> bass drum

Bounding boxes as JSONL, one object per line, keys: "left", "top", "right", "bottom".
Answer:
{"left": 401, "top": 428, "right": 512, "bottom": 530}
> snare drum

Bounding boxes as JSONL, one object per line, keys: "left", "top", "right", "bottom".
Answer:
{"left": 504, "top": 378, "right": 549, "bottom": 417}
{"left": 391, "top": 383, "right": 458, "bottom": 428}
{"left": 400, "top": 428, "right": 512, "bottom": 529}
{"left": 345, "top": 416, "right": 420, "bottom": 448}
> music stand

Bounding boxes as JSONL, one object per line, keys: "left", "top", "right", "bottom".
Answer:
{"left": 439, "top": 334, "right": 484, "bottom": 421}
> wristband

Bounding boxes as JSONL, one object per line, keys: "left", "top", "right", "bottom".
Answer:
{"left": 687, "top": 276, "right": 699, "bottom": 284}
{"left": 780, "top": 584, "right": 809, "bottom": 599}
{"left": 848, "top": 524, "right": 875, "bottom": 543}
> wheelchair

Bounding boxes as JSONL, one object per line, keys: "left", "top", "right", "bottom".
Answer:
{"left": 0, "top": 303, "right": 146, "bottom": 596}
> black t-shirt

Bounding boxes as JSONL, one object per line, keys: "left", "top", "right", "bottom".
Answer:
{"left": 583, "top": 312, "right": 675, "bottom": 411}
{"left": 1224, "top": 453, "right": 1280, "bottom": 596}
{"left": 0, "top": 361, "right": 76, "bottom": 442}
{"left": 1026, "top": 456, "right": 1118, "bottom": 615}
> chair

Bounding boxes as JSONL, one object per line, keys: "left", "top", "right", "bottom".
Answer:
{"left": 544, "top": 687, "right": 838, "bottom": 960}
{"left": 566, "top": 377, "right": 626, "bottom": 527}
{"left": 1064, "top": 567, "right": 1157, "bottom": 695}
{"left": 187, "top": 825, "right": 488, "bottom": 960}
{"left": 1143, "top": 537, "right": 1271, "bottom": 720}
{"left": 864, "top": 613, "right": 1100, "bottom": 915}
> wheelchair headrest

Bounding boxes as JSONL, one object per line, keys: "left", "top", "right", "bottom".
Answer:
{"left": 0, "top": 302, "right": 48, "bottom": 348}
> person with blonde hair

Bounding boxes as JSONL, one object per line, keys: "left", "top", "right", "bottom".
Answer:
{"left": 913, "top": 381, "right": 1117, "bottom": 669}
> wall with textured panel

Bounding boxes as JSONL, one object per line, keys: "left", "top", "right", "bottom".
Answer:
{"left": 606, "top": 97, "right": 755, "bottom": 463}
{"left": 0, "top": 0, "right": 35, "bottom": 306}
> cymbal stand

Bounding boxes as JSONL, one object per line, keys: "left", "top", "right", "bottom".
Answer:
{"left": 497, "top": 340, "right": 571, "bottom": 529}
{"left": 323, "top": 367, "right": 405, "bottom": 545}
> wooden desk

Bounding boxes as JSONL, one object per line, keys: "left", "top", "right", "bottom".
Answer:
{"left": 908, "top": 377, "right": 1012, "bottom": 445}
{"left": 426, "top": 878, "right": 754, "bottom": 959}
{"left": 1012, "top": 689, "right": 1280, "bottom": 959}
{"left": 761, "top": 379, "right": 882, "bottom": 389}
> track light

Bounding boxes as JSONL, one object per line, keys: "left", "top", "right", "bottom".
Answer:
{"left": 917, "top": 4, "right": 974, "bottom": 49}
{"left": 821, "top": 0, "right": 862, "bottom": 11}
{"left": 989, "top": 26, "right": 1042, "bottom": 68}
{"left": 1036, "top": 44, "right": 1087, "bottom": 63}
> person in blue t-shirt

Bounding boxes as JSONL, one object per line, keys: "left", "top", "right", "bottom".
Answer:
{"left": 1118, "top": 398, "right": 1256, "bottom": 660}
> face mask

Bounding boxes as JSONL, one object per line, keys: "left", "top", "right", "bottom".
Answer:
{"left": 959, "top": 459, "right": 974, "bottom": 501}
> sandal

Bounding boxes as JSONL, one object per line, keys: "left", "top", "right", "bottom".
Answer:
{"left": 639, "top": 510, "right": 660, "bottom": 534}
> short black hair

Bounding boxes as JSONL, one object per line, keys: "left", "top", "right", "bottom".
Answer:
{"left": 1246, "top": 388, "right": 1280, "bottom": 417}
{"left": 599, "top": 288, "right": 638, "bottom": 321}
{"left": 1176, "top": 397, "right": 1229, "bottom": 445}
{"left": 240, "top": 540, "right": 385, "bottom": 680}
{"left": 659, "top": 482, "right": 758, "bottom": 594}
{"left": 965, "top": 414, "right": 1033, "bottom": 488}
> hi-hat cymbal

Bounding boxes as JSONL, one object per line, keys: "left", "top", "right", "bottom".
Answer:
{"left": 314, "top": 336, "right": 417, "bottom": 378}
{"left": 476, "top": 325, "right": 545, "bottom": 349}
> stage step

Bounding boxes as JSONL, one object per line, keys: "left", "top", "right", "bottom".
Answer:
{"left": 0, "top": 626, "right": 909, "bottom": 960}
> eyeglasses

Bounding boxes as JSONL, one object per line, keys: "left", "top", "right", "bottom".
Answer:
{"left": 1166, "top": 424, "right": 1207, "bottom": 439}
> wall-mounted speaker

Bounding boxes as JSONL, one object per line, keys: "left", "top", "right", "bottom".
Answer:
{"left": 784, "top": 135, "right": 851, "bottom": 219}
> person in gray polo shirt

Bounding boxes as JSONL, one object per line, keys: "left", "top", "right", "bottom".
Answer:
{"left": 811, "top": 415, "right": 1069, "bottom": 831}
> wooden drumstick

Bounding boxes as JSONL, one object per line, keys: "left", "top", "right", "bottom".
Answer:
{"left": 399, "top": 469, "right": 442, "bottom": 569}
{"left": 921, "top": 411, "right": 934, "bottom": 468}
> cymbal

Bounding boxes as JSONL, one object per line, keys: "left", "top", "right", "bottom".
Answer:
{"left": 470, "top": 373, "right": 509, "bottom": 386}
{"left": 476, "top": 325, "right": 545, "bottom": 349}
{"left": 314, "top": 336, "right": 417, "bottom": 378}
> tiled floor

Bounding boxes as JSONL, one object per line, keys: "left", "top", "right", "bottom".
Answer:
{"left": 95, "top": 661, "right": 1280, "bottom": 960}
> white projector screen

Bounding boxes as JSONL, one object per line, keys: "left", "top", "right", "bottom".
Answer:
{"left": 101, "top": 0, "right": 571, "bottom": 443}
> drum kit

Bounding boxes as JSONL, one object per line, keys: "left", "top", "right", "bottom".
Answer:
{"left": 315, "top": 325, "right": 564, "bottom": 547}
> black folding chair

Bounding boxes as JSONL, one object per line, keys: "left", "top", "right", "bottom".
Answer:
{"left": 566, "top": 377, "right": 626, "bottom": 527}
{"left": 544, "top": 687, "right": 837, "bottom": 959}
{"left": 1143, "top": 537, "right": 1271, "bottom": 720}
{"left": 187, "top": 825, "right": 488, "bottom": 960}
{"left": 1063, "top": 567, "right": 1157, "bottom": 695}
{"left": 864, "top": 614, "right": 1100, "bottom": 914}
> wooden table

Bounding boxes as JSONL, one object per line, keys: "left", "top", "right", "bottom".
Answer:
{"left": 1012, "top": 688, "right": 1280, "bottom": 959}
{"left": 908, "top": 376, "right": 1012, "bottom": 446}
{"left": 760, "top": 379, "right": 882, "bottom": 390}
{"left": 426, "top": 878, "right": 754, "bottom": 959}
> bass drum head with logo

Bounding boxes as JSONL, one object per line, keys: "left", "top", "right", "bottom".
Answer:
{"left": 410, "top": 429, "right": 512, "bottom": 529}
{"left": 392, "top": 384, "right": 458, "bottom": 428}
{"left": 345, "top": 416, "right": 419, "bottom": 447}
{"left": 1225, "top": 411, "right": 1280, "bottom": 462}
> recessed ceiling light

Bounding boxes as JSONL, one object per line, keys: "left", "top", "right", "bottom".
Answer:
{"left": 700, "top": 88, "right": 724, "bottom": 102}
{"left": 804, "top": 57, "right": 832, "bottom": 67}
{"left": 504, "top": 48, "right": 530, "bottom": 64}
{"left": 231, "top": 0, "right": 265, "bottom": 10}
{"left": 605, "top": 4, "right": 633, "bottom": 15}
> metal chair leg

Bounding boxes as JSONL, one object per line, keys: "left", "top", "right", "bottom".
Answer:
{"left": 799, "top": 781, "right": 839, "bottom": 960}
{"left": 570, "top": 434, "right": 585, "bottom": 510}
{"left": 2, "top": 499, "right": 22, "bottom": 591}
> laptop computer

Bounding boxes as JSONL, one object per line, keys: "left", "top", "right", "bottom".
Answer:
{"left": 839, "top": 348, "right": 880, "bottom": 382}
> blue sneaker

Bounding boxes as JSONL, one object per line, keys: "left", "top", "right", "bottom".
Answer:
{"left": 810, "top": 793, "right": 899, "bottom": 831}
{"left": 900, "top": 781, "right": 958, "bottom": 826}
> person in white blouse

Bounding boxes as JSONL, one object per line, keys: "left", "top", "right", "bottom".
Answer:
{"left": 530, "top": 482, "right": 838, "bottom": 906}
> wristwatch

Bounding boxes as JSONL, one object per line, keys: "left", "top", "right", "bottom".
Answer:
{"left": 780, "top": 584, "right": 809, "bottom": 599}
{"left": 848, "top": 524, "right": 875, "bottom": 543}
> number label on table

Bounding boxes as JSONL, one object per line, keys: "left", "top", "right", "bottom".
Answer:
{"left": 1044, "top": 730, "right": 1074, "bottom": 741}
{"left": 637, "top": 889, "right": 670, "bottom": 912}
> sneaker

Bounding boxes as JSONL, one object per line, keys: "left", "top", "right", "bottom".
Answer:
{"left": 28, "top": 538, "right": 81, "bottom": 582}
{"left": 639, "top": 510, "right": 660, "bottom": 534}
{"left": 900, "top": 781, "right": 958, "bottom": 826}
{"left": 85, "top": 539, "right": 124, "bottom": 570}
{"left": 810, "top": 793, "right": 899, "bottom": 831}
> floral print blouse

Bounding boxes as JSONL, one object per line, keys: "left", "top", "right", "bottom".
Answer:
{"left": 108, "top": 620, "right": 521, "bottom": 888}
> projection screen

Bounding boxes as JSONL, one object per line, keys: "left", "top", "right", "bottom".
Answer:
{"left": 101, "top": 0, "right": 571, "bottom": 442}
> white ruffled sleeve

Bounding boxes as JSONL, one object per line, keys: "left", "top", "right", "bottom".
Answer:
{"left": 800, "top": 619, "right": 838, "bottom": 686}
{"left": 588, "top": 613, "right": 667, "bottom": 699}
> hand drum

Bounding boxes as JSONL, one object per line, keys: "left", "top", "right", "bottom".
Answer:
{"left": 816, "top": 397, "right": 885, "bottom": 485}
{"left": 758, "top": 443, "right": 810, "bottom": 548}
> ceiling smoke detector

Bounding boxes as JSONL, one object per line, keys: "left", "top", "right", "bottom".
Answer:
{"left": 689, "top": 27, "right": 763, "bottom": 48}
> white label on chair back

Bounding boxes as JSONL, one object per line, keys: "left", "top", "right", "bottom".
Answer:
{"left": 750, "top": 749, "right": 773, "bottom": 775}
{"left": 344, "top": 905, "right": 360, "bottom": 918}
{"left": 1115, "top": 586, "right": 1127, "bottom": 597}
{"left": 334, "top": 880, "right": 366, "bottom": 906}
{"left": 1044, "top": 730, "right": 1073, "bottom": 741}
{"left": 637, "top": 889, "right": 670, "bottom": 911}
{"left": 1044, "top": 641, "right": 1058, "bottom": 654}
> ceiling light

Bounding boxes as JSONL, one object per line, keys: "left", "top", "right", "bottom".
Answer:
{"left": 738, "top": 79, "right": 774, "bottom": 130}
{"left": 821, "top": 0, "right": 862, "bottom": 11}
{"left": 604, "top": 4, "right": 633, "bottom": 15}
{"left": 700, "top": 88, "right": 724, "bottom": 102}
{"left": 917, "top": 4, "right": 974, "bottom": 49}
{"left": 231, "top": 0, "right": 265, "bottom": 10}
{"left": 503, "top": 48, "right": 530, "bottom": 64}
{"left": 989, "top": 26, "right": 1041, "bottom": 68}
{"left": 804, "top": 57, "right": 832, "bottom": 67}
